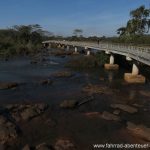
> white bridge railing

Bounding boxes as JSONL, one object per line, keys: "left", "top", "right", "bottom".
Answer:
{"left": 43, "top": 40, "right": 150, "bottom": 66}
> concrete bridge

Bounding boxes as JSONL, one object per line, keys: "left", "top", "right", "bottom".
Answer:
{"left": 42, "top": 40, "right": 150, "bottom": 83}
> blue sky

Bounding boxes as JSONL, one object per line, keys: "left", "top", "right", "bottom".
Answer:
{"left": 0, "top": 0, "right": 149, "bottom": 36}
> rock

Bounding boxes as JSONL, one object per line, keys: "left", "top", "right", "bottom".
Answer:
{"left": 21, "top": 107, "right": 39, "bottom": 121}
{"left": 0, "top": 144, "right": 5, "bottom": 150}
{"left": 0, "top": 82, "right": 18, "bottom": 90}
{"left": 60, "top": 100, "right": 78, "bottom": 108}
{"left": 84, "top": 112, "right": 101, "bottom": 118}
{"left": 110, "top": 104, "right": 138, "bottom": 114}
{"left": 132, "top": 103, "right": 143, "bottom": 108}
{"left": 0, "top": 115, "right": 19, "bottom": 144}
{"left": 101, "top": 111, "right": 120, "bottom": 121}
{"left": 127, "top": 122, "right": 150, "bottom": 141}
{"left": 39, "top": 79, "right": 53, "bottom": 85}
{"left": 36, "top": 143, "right": 53, "bottom": 150}
{"left": 54, "top": 139, "right": 76, "bottom": 150}
{"left": 53, "top": 71, "right": 73, "bottom": 78}
{"left": 113, "top": 110, "right": 120, "bottom": 115}
{"left": 5, "top": 103, "right": 49, "bottom": 121}
{"left": 35, "top": 103, "right": 48, "bottom": 112}
{"left": 82, "top": 84, "right": 111, "bottom": 95}
{"left": 139, "top": 90, "right": 150, "bottom": 97}
{"left": 22, "top": 144, "right": 31, "bottom": 150}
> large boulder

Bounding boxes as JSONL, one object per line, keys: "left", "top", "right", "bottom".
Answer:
{"left": 110, "top": 104, "right": 138, "bottom": 114}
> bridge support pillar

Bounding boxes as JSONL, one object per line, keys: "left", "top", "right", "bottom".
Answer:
{"left": 124, "top": 63, "right": 146, "bottom": 83}
{"left": 48, "top": 43, "right": 51, "bottom": 49}
{"left": 73, "top": 47, "right": 79, "bottom": 55}
{"left": 104, "top": 55, "right": 119, "bottom": 70}
{"left": 87, "top": 50, "right": 90, "bottom": 56}
{"left": 66, "top": 45, "right": 69, "bottom": 51}
{"left": 57, "top": 44, "right": 61, "bottom": 48}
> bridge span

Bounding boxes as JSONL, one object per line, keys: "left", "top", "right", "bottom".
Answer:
{"left": 42, "top": 40, "right": 150, "bottom": 83}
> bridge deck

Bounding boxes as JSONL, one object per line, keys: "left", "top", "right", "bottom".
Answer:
{"left": 42, "top": 40, "right": 150, "bottom": 66}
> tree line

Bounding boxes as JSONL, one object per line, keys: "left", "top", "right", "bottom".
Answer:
{"left": 0, "top": 24, "right": 51, "bottom": 58}
{"left": 0, "top": 5, "right": 150, "bottom": 59}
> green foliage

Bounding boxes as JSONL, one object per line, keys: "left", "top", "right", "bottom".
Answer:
{"left": 0, "top": 24, "right": 48, "bottom": 58}
{"left": 95, "top": 52, "right": 109, "bottom": 66}
{"left": 117, "top": 5, "right": 150, "bottom": 36}
{"left": 65, "top": 53, "right": 108, "bottom": 70}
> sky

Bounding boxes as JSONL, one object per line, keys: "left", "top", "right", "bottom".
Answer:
{"left": 0, "top": 0, "right": 149, "bottom": 37}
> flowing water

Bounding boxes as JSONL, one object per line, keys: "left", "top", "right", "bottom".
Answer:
{"left": 0, "top": 53, "right": 150, "bottom": 149}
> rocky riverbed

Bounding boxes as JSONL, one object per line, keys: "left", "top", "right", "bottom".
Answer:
{"left": 0, "top": 51, "right": 150, "bottom": 150}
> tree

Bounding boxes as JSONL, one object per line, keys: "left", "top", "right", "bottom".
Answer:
{"left": 117, "top": 5, "right": 150, "bottom": 36}
{"left": 73, "top": 29, "right": 83, "bottom": 37}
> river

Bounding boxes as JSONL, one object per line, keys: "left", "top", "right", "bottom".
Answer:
{"left": 0, "top": 52, "right": 150, "bottom": 149}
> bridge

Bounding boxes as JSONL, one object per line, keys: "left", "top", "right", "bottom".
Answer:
{"left": 42, "top": 40, "right": 150, "bottom": 83}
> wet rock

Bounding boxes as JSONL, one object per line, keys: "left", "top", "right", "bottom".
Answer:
{"left": 21, "top": 107, "right": 39, "bottom": 121}
{"left": 84, "top": 112, "right": 101, "bottom": 118}
{"left": 22, "top": 144, "right": 31, "bottom": 150}
{"left": 36, "top": 143, "right": 53, "bottom": 150}
{"left": 139, "top": 90, "right": 150, "bottom": 97}
{"left": 53, "top": 71, "right": 73, "bottom": 78}
{"left": 110, "top": 104, "right": 138, "bottom": 114}
{"left": 82, "top": 84, "right": 111, "bottom": 95}
{"left": 54, "top": 139, "right": 76, "bottom": 150}
{"left": 101, "top": 111, "right": 120, "bottom": 121}
{"left": 6, "top": 103, "right": 49, "bottom": 121}
{"left": 39, "top": 79, "right": 53, "bottom": 85}
{"left": 0, "top": 82, "right": 18, "bottom": 90}
{"left": 60, "top": 100, "right": 78, "bottom": 108}
{"left": 132, "top": 103, "right": 143, "bottom": 108}
{"left": 0, "top": 115, "right": 19, "bottom": 144}
{"left": 127, "top": 122, "right": 150, "bottom": 141}
{"left": 113, "top": 110, "right": 120, "bottom": 115}
{"left": 35, "top": 103, "right": 48, "bottom": 113}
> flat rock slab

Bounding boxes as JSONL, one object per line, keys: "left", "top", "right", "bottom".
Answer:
{"left": 113, "top": 109, "right": 120, "bottom": 115}
{"left": 83, "top": 112, "right": 101, "bottom": 118}
{"left": 84, "top": 111, "right": 120, "bottom": 121}
{"left": 101, "top": 111, "right": 120, "bottom": 121}
{"left": 52, "top": 71, "right": 73, "bottom": 78}
{"left": 127, "top": 122, "right": 150, "bottom": 141}
{"left": 110, "top": 104, "right": 138, "bottom": 114}
{"left": 60, "top": 100, "right": 78, "bottom": 108}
